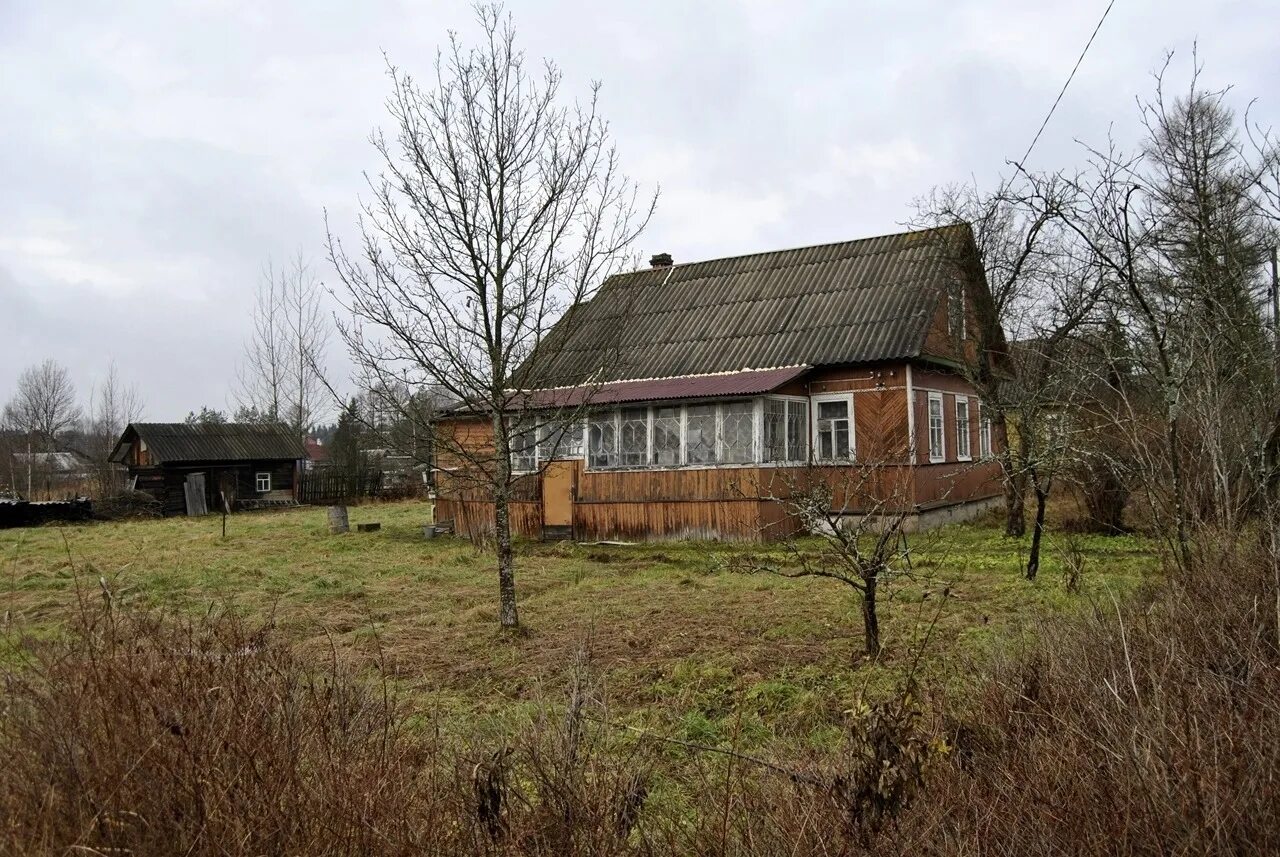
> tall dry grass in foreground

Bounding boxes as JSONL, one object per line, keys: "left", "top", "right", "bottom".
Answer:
{"left": 2, "top": 535, "right": 1277, "bottom": 855}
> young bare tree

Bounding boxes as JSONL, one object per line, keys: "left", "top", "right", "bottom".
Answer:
{"left": 3, "top": 359, "right": 82, "bottom": 498}
{"left": 85, "top": 362, "right": 144, "bottom": 496}
{"left": 327, "top": 4, "right": 653, "bottom": 630}
{"left": 236, "top": 253, "right": 329, "bottom": 434}
{"left": 732, "top": 465, "right": 919, "bottom": 659}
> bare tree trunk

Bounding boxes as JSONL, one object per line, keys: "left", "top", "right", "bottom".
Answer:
{"left": 1026, "top": 477, "right": 1049, "bottom": 581}
{"left": 1168, "top": 413, "right": 1193, "bottom": 570}
{"left": 493, "top": 414, "right": 520, "bottom": 630}
{"left": 495, "top": 490, "right": 519, "bottom": 629}
{"left": 1004, "top": 463, "right": 1027, "bottom": 537}
{"left": 862, "top": 571, "right": 881, "bottom": 658}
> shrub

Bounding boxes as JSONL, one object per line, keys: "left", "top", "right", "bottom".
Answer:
{"left": 92, "top": 489, "right": 162, "bottom": 520}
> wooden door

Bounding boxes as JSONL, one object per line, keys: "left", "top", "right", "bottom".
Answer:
{"left": 541, "top": 460, "right": 576, "bottom": 528}
{"left": 184, "top": 472, "right": 209, "bottom": 517}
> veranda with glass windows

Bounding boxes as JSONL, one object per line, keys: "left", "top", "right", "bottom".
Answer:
{"left": 511, "top": 396, "right": 824, "bottom": 473}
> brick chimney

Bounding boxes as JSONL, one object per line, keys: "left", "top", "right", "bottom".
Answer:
{"left": 649, "top": 252, "right": 673, "bottom": 269}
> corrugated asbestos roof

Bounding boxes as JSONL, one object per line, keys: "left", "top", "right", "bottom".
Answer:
{"left": 111, "top": 423, "right": 306, "bottom": 464}
{"left": 528, "top": 224, "right": 970, "bottom": 387}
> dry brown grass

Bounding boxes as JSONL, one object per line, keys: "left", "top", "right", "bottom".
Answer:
{"left": 0, "top": 524, "right": 1275, "bottom": 855}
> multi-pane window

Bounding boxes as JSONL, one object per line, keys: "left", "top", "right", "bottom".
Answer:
{"left": 763, "top": 399, "right": 787, "bottom": 461}
{"left": 814, "top": 396, "right": 852, "bottom": 461}
{"left": 763, "top": 398, "right": 808, "bottom": 462}
{"left": 927, "top": 393, "right": 945, "bottom": 462}
{"left": 255, "top": 472, "right": 271, "bottom": 492}
{"left": 684, "top": 404, "right": 718, "bottom": 464}
{"left": 579, "top": 400, "right": 764, "bottom": 469}
{"left": 508, "top": 416, "right": 537, "bottom": 472}
{"left": 787, "top": 400, "right": 808, "bottom": 461}
{"left": 955, "top": 395, "right": 972, "bottom": 460}
{"left": 588, "top": 413, "right": 618, "bottom": 468}
{"left": 979, "top": 405, "right": 993, "bottom": 459}
{"left": 619, "top": 407, "right": 649, "bottom": 466}
{"left": 537, "top": 418, "right": 583, "bottom": 462}
{"left": 720, "top": 401, "right": 755, "bottom": 463}
{"left": 652, "top": 406, "right": 681, "bottom": 466}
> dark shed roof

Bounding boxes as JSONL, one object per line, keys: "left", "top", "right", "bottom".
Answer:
{"left": 110, "top": 423, "right": 306, "bottom": 465}
{"left": 527, "top": 224, "right": 973, "bottom": 387}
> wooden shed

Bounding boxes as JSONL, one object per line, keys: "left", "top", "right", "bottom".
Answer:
{"left": 109, "top": 423, "right": 306, "bottom": 516}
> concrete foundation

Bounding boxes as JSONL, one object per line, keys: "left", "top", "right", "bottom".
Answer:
{"left": 821, "top": 494, "right": 1004, "bottom": 535}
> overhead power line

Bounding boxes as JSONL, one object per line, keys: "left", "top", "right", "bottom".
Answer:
{"left": 1017, "top": 0, "right": 1118, "bottom": 168}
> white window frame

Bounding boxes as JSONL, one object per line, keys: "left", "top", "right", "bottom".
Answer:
{"left": 682, "top": 402, "right": 720, "bottom": 465}
{"left": 618, "top": 406, "right": 652, "bottom": 468}
{"left": 717, "top": 399, "right": 757, "bottom": 464}
{"left": 927, "top": 392, "right": 945, "bottom": 463}
{"left": 649, "top": 405, "right": 682, "bottom": 467}
{"left": 506, "top": 416, "right": 539, "bottom": 474}
{"left": 978, "top": 404, "right": 993, "bottom": 459}
{"left": 955, "top": 395, "right": 972, "bottom": 462}
{"left": 587, "top": 411, "right": 620, "bottom": 470}
{"left": 761, "top": 394, "right": 809, "bottom": 464}
{"left": 811, "top": 393, "right": 855, "bottom": 462}
{"left": 255, "top": 471, "right": 271, "bottom": 493}
{"left": 536, "top": 418, "right": 586, "bottom": 465}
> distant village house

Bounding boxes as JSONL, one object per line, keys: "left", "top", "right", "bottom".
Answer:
{"left": 110, "top": 423, "right": 306, "bottom": 516}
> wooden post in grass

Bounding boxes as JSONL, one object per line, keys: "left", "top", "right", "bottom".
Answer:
{"left": 220, "top": 491, "right": 230, "bottom": 539}
{"left": 328, "top": 505, "right": 349, "bottom": 534}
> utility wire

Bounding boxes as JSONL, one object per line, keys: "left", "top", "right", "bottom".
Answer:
{"left": 1017, "top": 0, "right": 1117, "bottom": 168}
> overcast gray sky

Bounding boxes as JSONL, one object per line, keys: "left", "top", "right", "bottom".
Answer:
{"left": 2, "top": 0, "right": 1277, "bottom": 421}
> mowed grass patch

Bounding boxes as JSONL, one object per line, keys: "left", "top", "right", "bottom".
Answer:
{"left": 0, "top": 500, "right": 1157, "bottom": 742}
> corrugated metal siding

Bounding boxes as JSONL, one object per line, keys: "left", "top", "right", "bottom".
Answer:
{"left": 126, "top": 423, "right": 306, "bottom": 464}
{"left": 532, "top": 226, "right": 967, "bottom": 386}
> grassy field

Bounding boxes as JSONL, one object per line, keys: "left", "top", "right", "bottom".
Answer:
{"left": 0, "top": 500, "right": 1158, "bottom": 747}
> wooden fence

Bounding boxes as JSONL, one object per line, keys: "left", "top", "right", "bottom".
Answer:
{"left": 297, "top": 469, "right": 384, "bottom": 506}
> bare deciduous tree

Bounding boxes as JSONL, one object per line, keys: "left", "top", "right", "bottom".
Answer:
{"left": 85, "top": 362, "right": 144, "bottom": 495}
{"left": 913, "top": 178, "right": 1104, "bottom": 572}
{"left": 732, "top": 464, "right": 924, "bottom": 659}
{"left": 236, "top": 253, "right": 329, "bottom": 434}
{"left": 1054, "top": 56, "right": 1280, "bottom": 569}
{"left": 327, "top": 4, "right": 654, "bottom": 630}
{"left": 3, "top": 359, "right": 82, "bottom": 498}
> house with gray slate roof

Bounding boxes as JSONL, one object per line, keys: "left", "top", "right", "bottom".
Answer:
{"left": 110, "top": 422, "right": 306, "bottom": 516}
{"left": 434, "top": 224, "right": 1006, "bottom": 542}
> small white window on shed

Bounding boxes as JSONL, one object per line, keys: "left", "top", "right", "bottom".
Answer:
{"left": 255, "top": 472, "right": 271, "bottom": 493}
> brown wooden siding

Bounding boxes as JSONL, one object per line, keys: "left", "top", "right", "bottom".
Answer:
{"left": 908, "top": 365, "right": 1004, "bottom": 504}
{"left": 435, "top": 498, "right": 543, "bottom": 541}
{"left": 431, "top": 360, "right": 1001, "bottom": 542}
{"left": 127, "top": 460, "right": 298, "bottom": 516}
